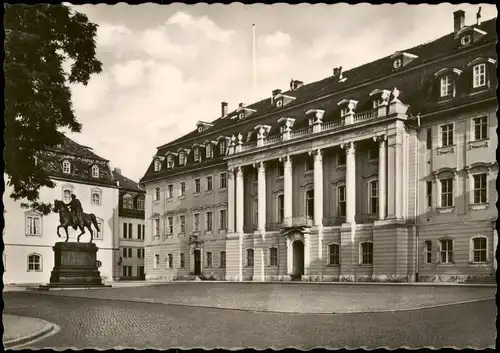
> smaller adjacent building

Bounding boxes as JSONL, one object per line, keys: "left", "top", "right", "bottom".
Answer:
{"left": 113, "top": 168, "right": 146, "bottom": 280}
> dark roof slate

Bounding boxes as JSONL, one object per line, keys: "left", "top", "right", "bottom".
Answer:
{"left": 113, "top": 170, "right": 145, "bottom": 193}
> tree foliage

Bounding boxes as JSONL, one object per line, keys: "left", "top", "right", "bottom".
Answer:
{"left": 4, "top": 4, "right": 102, "bottom": 215}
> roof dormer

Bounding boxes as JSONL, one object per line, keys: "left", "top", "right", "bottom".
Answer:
{"left": 203, "top": 140, "right": 217, "bottom": 159}
{"left": 369, "top": 89, "right": 391, "bottom": 108}
{"left": 453, "top": 9, "right": 487, "bottom": 47}
{"left": 332, "top": 66, "right": 347, "bottom": 83}
{"left": 273, "top": 91, "right": 296, "bottom": 109}
{"left": 196, "top": 121, "right": 213, "bottom": 133}
{"left": 177, "top": 148, "right": 190, "bottom": 166}
{"left": 289, "top": 79, "right": 304, "bottom": 91}
{"left": 153, "top": 158, "right": 162, "bottom": 172}
{"left": 232, "top": 103, "right": 257, "bottom": 120}
{"left": 337, "top": 99, "right": 358, "bottom": 118}
{"left": 192, "top": 144, "right": 205, "bottom": 162}
{"left": 277, "top": 117, "right": 295, "bottom": 133}
{"left": 390, "top": 51, "right": 418, "bottom": 70}
{"left": 165, "top": 153, "right": 177, "bottom": 169}
{"left": 306, "top": 109, "right": 325, "bottom": 126}
{"left": 254, "top": 125, "right": 272, "bottom": 139}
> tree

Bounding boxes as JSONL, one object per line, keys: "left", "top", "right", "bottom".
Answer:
{"left": 4, "top": 4, "right": 102, "bottom": 215}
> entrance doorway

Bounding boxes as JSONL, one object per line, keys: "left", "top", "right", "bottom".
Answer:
{"left": 292, "top": 240, "right": 304, "bottom": 280}
{"left": 194, "top": 249, "right": 201, "bottom": 276}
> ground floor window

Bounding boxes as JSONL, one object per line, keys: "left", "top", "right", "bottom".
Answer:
{"left": 328, "top": 244, "right": 340, "bottom": 265}
{"left": 424, "top": 241, "right": 432, "bottom": 264}
{"left": 154, "top": 254, "right": 160, "bottom": 269}
{"left": 122, "top": 265, "right": 132, "bottom": 277}
{"left": 269, "top": 247, "right": 278, "bottom": 266}
{"left": 206, "top": 252, "right": 212, "bottom": 268}
{"left": 472, "top": 237, "right": 487, "bottom": 263}
{"left": 247, "top": 249, "right": 254, "bottom": 267}
{"left": 167, "top": 254, "right": 173, "bottom": 268}
{"left": 440, "top": 239, "right": 453, "bottom": 263}
{"left": 27, "top": 253, "right": 42, "bottom": 272}
{"left": 180, "top": 253, "right": 185, "bottom": 268}
{"left": 360, "top": 242, "right": 373, "bottom": 265}
{"left": 220, "top": 251, "right": 226, "bottom": 268}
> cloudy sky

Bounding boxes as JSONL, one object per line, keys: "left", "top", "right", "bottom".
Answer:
{"left": 64, "top": 3, "right": 497, "bottom": 181}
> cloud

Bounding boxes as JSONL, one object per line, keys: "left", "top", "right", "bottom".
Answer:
{"left": 111, "top": 60, "right": 147, "bottom": 88}
{"left": 263, "top": 31, "right": 291, "bottom": 49}
{"left": 70, "top": 73, "right": 111, "bottom": 113}
{"left": 138, "top": 27, "right": 199, "bottom": 59}
{"left": 96, "top": 23, "right": 132, "bottom": 48}
{"left": 167, "top": 11, "right": 235, "bottom": 44}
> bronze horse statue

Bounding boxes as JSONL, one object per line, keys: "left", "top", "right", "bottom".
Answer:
{"left": 53, "top": 199, "right": 100, "bottom": 243}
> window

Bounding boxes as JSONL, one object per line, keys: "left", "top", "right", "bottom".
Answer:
{"left": 206, "top": 176, "right": 213, "bottom": 191}
{"left": 62, "top": 160, "right": 71, "bottom": 174}
{"left": 277, "top": 161, "right": 284, "bottom": 177}
{"left": 167, "top": 254, "right": 173, "bottom": 268}
{"left": 123, "top": 195, "right": 133, "bottom": 209}
{"left": 154, "top": 187, "right": 160, "bottom": 202}
{"left": 441, "top": 124, "right": 454, "bottom": 147}
{"left": 473, "top": 63, "right": 486, "bottom": 88}
{"left": 206, "top": 252, "right": 212, "bottom": 268}
{"left": 305, "top": 190, "right": 314, "bottom": 221}
{"left": 426, "top": 181, "right": 432, "bottom": 208}
{"left": 426, "top": 128, "right": 432, "bottom": 150}
{"left": 473, "top": 174, "right": 487, "bottom": 204}
{"left": 180, "top": 182, "right": 186, "bottom": 196}
{"left": 305, "top": 156, "right": 314, "bottom": 171}
{"left": 247, "top": 249, "right": 254, "bottom": 267}
{"left": 220, "top": 251, "right": 226, "bottom": 268}
{"left": 194, "top": 148, "right": 200, "bottom": 162}
{"left": 440, "top": 178, "right": 453, "bottom": 207}
{"left": 63, "top": 189, "right": 72, "bottom": 203}
{"left": 180, "top": 253, "right": 185, "bottom": 268}
{"left": 128, "top": 223, "right": 133, "bottom": 238}
{"left": 166, "top": 216, "right": 174, "bottom": 234}
{"left": 372, "top": 98, "right": 383, "bottom": 109}
{"left": 328, "top": 244, "right": 340, "bottom": 265}
{"left": 473, "top": 116, "right": 488, "bottom": 141}
{"left": 206, "top": 144, "right": 213, "bottom": 159}
{"left": 166, "top": 155, "right": 174, "bottom": 169}
{"left": 277, "top": 194, "right": 284, "bottom": 223}
{"left": 424, "top": 241, "right": 432, "bottom": 264}
{"left": 440, "top": 75, "right": 452, "bottom": 97}
{"left": 269, "top": 247, "right": 278, "bottom": 266}
{"left": 193, "top": 213, "right": 200, "bottom": 232}
{"left": 219, "top": 173, "right": 227, "bottom": 188}
{"left": 27, "top": 254, "right": 42, "bottom": 271}
{"left": 194, "top": 179, "right": 201, "bottom": 193}
{"left": 137, "top": 248, "right": 144, "bottom": 259}
{"left": 219, "top": 209, "right": 227, "bottom": 230}
{"left": 368, "top": 147, "right": 379, "bottom": 160}
{"left": 369, "top": 180, "right": 379, "bottom": 215}
{"left": 91, "top": 165, "right": 100, "bottom": 178}
{"left": 142, "top": 225, "right": 145, "bottom": 238}
{"left": 393, "top": 58, "right": 402, "bottom": 69}
{"left": 219, "top": 140, "right": 226, "bottom": 156}
{"left": 206, "top": 212, "right": 213, "bottom": 231}
{"left": 122, "top": 248, "right": 132, "bottom": 258}
{"left": 154, "top": 218, "right": 160, "bottom": 237}
{"left": 337, "top": 185, "right": 346, "bottom": 217}
{"left": 167, "top": 185, "right": 173, "bottom": 199}
{"left": 123, "top": 223, "right": 129, "bottom": 239}
{"left": 154, "top": 254, "right": 160, "bottom": 269}
{"left": 252, "top": 199, "right": 258, "bottom": 226}
{"left": 472, "top": 237, "right": 487, "bottom": 263}
{"left": 154, "top": 159, "right": 161, "bottom": 172}
{"left": 440, "top": 239, "right": 453, "bottom": 263}
{"left": 340, "top": 107, "right": 348, "bottom": 117}
{"left": 337, "top": 152, "right": 346, "bottom": 166}
{"left": 25, "top": 213, "right": 41, "bottom": 236}
{"left": 179, "top": 152, "right": 186, "bottom": 166}
{"left": 137, "top": 197, "right": 145, "bottom": 211}
{"left": 122, "top": 266, "right": 132, "bottom": 277}
{"left": 360, "top": 242, "right": 373, "bottom": 265}
{"left": 179, "top": 215, "right": 186, "bottom": 233}
{"left": 137, "top": 225, "right": 142, "bottom": 240}
{"left": 461, "top": 34, "right": 471, "bottom": 46}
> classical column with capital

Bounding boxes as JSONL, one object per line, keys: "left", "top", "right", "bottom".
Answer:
{"left": 282, "top": 155, "right": 293, "bottom": 227}
{"left": 343, "top": 141, "right": 356, "bottom": 224}
{"left": 227, "top": 168, "right": 235, "bottom": 233}
{"left": 235, "top": 166, "right": 244, "bottom": 281}
{"left": 312, "top": 149, "right": 324, "bottom": 260}
{"left": 374, "top": 135, "right": 387, "bottom": 220}
{"left": 395, "top": 125, "right": 403, "bottom": 219}
{"left": 256, "top": 162, "right": 266, "bottom": 234}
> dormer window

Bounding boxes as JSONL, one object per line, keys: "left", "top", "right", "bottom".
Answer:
{"left": 393, "top": 58, "right": 402, "bottom": 69}
{"left": 196, "top": 121, "right": 214, "bottom": 133}
{"left": 206, "top": 144, "right": 213, "bottom": 159}
{"left": 461, "top": 34, "right": 472, "bottom": 46}
{"left": 391, "top": 51, "right": 418, "bottom": 70}
{"left": 433, "top": 68, "right": 462, "bottom": 100}
{"left": 440, "top": 75, "right": 453, "bottom": 97}
{"left": 62, "top": 160, "right": 71, "bottom": 174}
{"left": 193, "top": 148, "right": 200, "bottom": 162}
{"left": 276, "top": 99, "right": 283, "bottom": 108}
{"left": 238, "top": 112, "right": 245, "bottom": 120}
{"left": 153, "top": 159, "right": 161, "bottom": 172}
{"left": 219, "top": 140, "right": 226, "bottom": 155}
{"left": 473, "top": 63, "right": 486, "bottom": 88}
{"left": 91, "top": 165, "right": 99, "bottom": 178}
{"left": 179, "top": 152, "right": 186, "bottom": 166}
{"left": 166, "top": 155, "right": 174, "bottom": 169}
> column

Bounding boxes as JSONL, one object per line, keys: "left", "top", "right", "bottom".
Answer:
{"left": 344, "top": 141, "right": 356, "bottom": 224}
{"left": 283, "top": 156, "right": 293, "bottom": 226}
{"left": 312, "top": 149, "right": 323, "bottom": 226}
{"left": 227, "top": 169, "right": 235, "bottom": 233}
{"left": 235, "top": 167, "right": 244, "bottom": 234}
{"left": 395, "top": 125, "right": 403, "bottom": 219}
{"left": 286, "top": 238, "right": 292, "bottom": 275}
{"left": 304, "top": 234, "right": 310, "bottom": 275}
{"left": 376, "top": 136, "right": 387, "bottom": 220}
{"left": 257, "top": 162, "right": 266, "bottom": 233}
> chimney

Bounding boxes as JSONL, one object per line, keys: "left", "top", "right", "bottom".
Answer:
{"left": 333, "top": 66, "right": 343, "bottom": 79}
{"left": 290, "top": 80, "right": 303, "bottom": 91}
{"left": 271, "top": 89, "right": 282, "bottom": 104}
{"left": 114, "top": 167, "right": 122, "bottom": 175}
{"left": 238, "top": 102, "right": 245, "bottom": 108}
{"left": 221, "top": 102, "right": 228, "bottom": 117}
{"left": 454, "top": 10, "right": 465, "bottom": 34}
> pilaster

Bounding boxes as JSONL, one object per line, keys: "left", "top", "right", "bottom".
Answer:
{"left": 342, "top": 141, "right": 356, "bottom": 224}
{"left": 282, "top": 155, "right": 293, "bottom": 227}
{"left": 227, "top": 169, "right": 235, "bottom": 233}
{"left": 374, "top": 135, "right": 387, "bottom": 220}
{"left": 256, "top": 162, "right": 266, "bottom": 236}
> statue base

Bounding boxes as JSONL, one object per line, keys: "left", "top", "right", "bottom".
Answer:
{"left": 39, "top": 242, "right": 111, "bottom": 290}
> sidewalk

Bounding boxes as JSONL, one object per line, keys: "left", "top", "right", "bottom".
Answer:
{"left": 2, "top": 315, "right": 57, "bottom": 349}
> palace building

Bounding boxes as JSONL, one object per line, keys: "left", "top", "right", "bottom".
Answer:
{"left": 3, "top": 135, "right": 144, "bottom": 284}
{"left": 140, "top": 10, "right": 497, "bottom": 283}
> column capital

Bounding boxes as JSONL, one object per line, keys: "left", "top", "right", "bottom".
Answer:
{"left": 308, "top": 148, "right": 323, "bottom": 161}
{"left": 340, "top": 141, "right": 356, "bottom": 155}
{"left": 373, "top": 134, "right": 387, "bottom": 145}
{"left": 253, "top": 161, "right": 266, "bottom": 172}
{"left": 236, "top": 166, "right": 244, "bottom": 177}
{"left": 228, "top": 168, "right": 235, "bottom": 180}
{"left": 280, "top": 155, "right": 292, "bottom": 167}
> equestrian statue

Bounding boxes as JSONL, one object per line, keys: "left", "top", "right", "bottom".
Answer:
{"left": 53, "top": 194, "right": 100, "bottom": 243}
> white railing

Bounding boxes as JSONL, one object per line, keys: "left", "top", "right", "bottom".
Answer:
{"left": 291, "top": 126, "right": 313, "bottom": 139}
{"left": 321, "top": 119, "right": 345, "bottom": 131}
{"left": 241, "top": 143, "right": 256, "bottom": 151}
{"left": 263, "top": 135, "right": 282, "bottom": 145}
{"left": 353, "top": 109, "right": 378, "bottom": 123}
{"left": 283, "top": 216, "right": 314, "bottom": 227}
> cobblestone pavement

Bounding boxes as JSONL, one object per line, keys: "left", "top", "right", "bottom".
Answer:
{"left": 24, "top": 282, "right": 496, "bottom": 313}
{"left": 3, "top": 292, "right": 496, "bottom": 349}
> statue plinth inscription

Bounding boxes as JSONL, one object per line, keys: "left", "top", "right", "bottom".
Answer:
{"left": 39, "top": 242, "right": 111, "bottom": 289}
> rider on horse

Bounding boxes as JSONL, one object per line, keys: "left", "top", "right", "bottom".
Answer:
{"left": 68, "top": 194, "right": 84, "bottom": 230}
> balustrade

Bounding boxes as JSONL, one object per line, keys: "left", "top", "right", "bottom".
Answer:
{"left": 263, "top": 134, "right": 282, "bottom": 146}
{"left": 290, "top": 126, "right": 313, "bottom": 139}
{"left": 283, "top": 216, "right": 314, "bottom": 227}
{"left": 353, "top": 109, "right": 378, "bottom": 123}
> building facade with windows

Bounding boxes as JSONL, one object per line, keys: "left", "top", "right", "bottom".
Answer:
{"left": 113, "top": 169, "right": 146, "bottom": 280}
{"left": 3, "top": 135, "right": 121, "bottom": 284}
{"left": 140, "top": 10, "right": 497, "bottom": 283}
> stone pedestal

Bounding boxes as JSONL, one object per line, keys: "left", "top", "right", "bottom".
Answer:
{"left": 39, "top": 242, "right": 111, "bottom": 289}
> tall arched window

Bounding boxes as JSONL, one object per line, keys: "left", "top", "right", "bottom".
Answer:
{"left": 305, "top": 189, "right": 314, "bottom": 221}
{"left": 62, "top": 160, "right": 71, "bottom": 174}
{"left": 27, "top": 253, "right": 42, "bottom": 272}
{"left": 154, "top": 159, "right": 161, "bottom": 172}
{"left": 91, "top": 188, "right": 102, "bottom": 206}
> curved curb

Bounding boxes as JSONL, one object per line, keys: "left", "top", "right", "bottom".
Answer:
{"left": 3, "top": 321, "right": 59, "bottom": 349}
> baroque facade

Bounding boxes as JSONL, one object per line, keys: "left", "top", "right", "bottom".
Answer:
{"left": 3, "top": 135, "right": 141, "bottom": 284}
{"left": 140, "top": 10, "right": 497, "bottom": 283}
